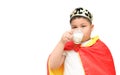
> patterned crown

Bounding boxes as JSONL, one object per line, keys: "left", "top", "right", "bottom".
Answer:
{"left": 70, "top": 7, "right": 93, "bottom": 22}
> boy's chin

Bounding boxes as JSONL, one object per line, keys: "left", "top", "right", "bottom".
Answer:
{"left": 81, "top": 38, "right": 90, "bottom": 43}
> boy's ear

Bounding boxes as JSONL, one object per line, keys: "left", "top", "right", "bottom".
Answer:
{"left": 91, "top": 24, "right": 94, "bottom": 31}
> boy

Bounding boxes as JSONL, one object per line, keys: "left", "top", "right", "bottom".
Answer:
{"left": 47, "top": 7, "right": 116, "bottom": 75}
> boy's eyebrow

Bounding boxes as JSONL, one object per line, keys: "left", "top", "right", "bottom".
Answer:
{"left": 71, "top": 24, "right": 75, "bottom": 26}
{"left": 81, "top": 23, "right": 86, "bottom": 25}
{"left": 71, "top": 22, "right": 88, "bottom": 26}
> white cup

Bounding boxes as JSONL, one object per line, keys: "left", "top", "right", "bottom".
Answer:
{"left": 73, "top": 29, "right": 83, "bottom": 44}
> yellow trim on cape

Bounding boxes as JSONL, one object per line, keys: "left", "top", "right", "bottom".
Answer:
{"left": 85, "top": 36, "right": 99, "bottom": 47}
{"left": 48, "top": 36, "right": 99, "bottom": 75}
{"left": 48, "top": 59, "right": 64, "bottom": 75}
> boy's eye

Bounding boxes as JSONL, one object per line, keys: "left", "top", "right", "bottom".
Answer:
{"left": 72, "top": 26, "right": 77, "bottom": 29}
{"left": 81, "top": 25, "right": 86, "bottom": 27}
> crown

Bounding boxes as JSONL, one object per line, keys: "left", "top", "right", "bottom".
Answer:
{"left": 70, "top": 7, "right": 93, "bottom": 22}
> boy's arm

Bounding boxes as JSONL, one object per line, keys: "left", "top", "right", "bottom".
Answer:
{"left": 49, "top": 30, "right": 73, "bottom": 70}
{"left": 49, "top": 40, "right": 66, "bottom": 70}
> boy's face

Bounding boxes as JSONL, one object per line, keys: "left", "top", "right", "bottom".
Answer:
{"left": 70, "top": 17, "right": 94, "bottom": 42}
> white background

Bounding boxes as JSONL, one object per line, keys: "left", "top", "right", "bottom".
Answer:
{"left": 0, "top": 0, "right": 120, "bottom": 75}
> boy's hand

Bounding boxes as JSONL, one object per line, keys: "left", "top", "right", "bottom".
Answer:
{"left": 60, "top": 30, "right": 73, "bottom": 44}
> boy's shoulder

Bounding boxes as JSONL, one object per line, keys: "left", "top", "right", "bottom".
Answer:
{"left": 85, "top": 36, "right": 109, "bottom": 50}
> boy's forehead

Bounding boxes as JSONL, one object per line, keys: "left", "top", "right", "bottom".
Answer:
{"left": 70, "top": 17, "right": 92, "bottom": 25}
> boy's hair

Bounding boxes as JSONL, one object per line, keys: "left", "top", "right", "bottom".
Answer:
{"left": 70, "top": 7, "right": 93, "bottom": 24}
{"left": 70, "top": 16, "right": 92, "bottom": 24}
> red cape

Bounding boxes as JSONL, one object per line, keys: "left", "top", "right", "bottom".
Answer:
{"left": 64, "top": 39, "right": 116, "bottom": 75}
{"left": 47, "top": 37, "right": 116, "bottom": 75}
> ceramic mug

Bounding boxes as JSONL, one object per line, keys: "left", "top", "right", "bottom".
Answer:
{"left": 73, "top": 29, "right": 83, "bottom": 44}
